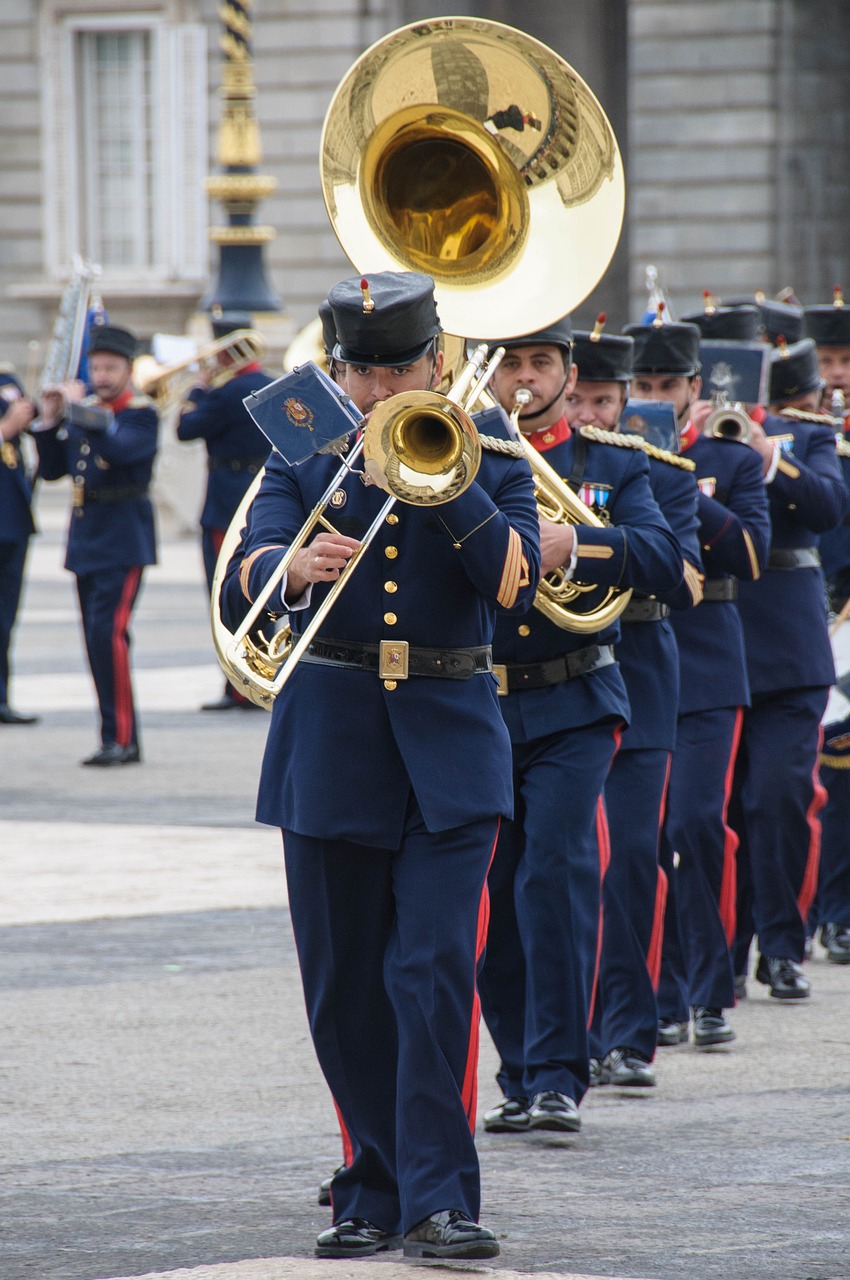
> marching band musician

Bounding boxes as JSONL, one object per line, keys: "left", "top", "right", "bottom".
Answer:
{"left": 0, "top": 370, "right": 39, "bottom": 724}
{"left": 34, "top": 324, "right": 158, "bottom": 766}
{"left": 563, "top": 324, "right": 703, "bottom": 1088}
{"left": 730, "top": 337, "right": 847, "bottom": 998}
{"left": 176, "top": 310, "right": 272, "bottom": 711}
{"left": 625, "top": 316, "right": 771, "bottom": 1046}
{"left": 221, "top": 271, "right": 540, "bottom": 1261}
{"left": 475, "top": 316, "right": 682, "bottom": 1133}
{"left": 803, "top": 294, "right": 850, "bottom": 965}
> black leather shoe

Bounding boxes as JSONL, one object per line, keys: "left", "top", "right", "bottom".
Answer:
{"left": 755, "top": 954, "right": 810, "bottom": 1000}
{"left": 315, "top": 1218, "right": 402, "bottom": 1258}
{"left": 403, "top": 1209, "right": 499, "bottom": 1259}
{"left": 657, "top": 1018, "right": 689, "bottom": 1046}
{"left": 200, "top": 694, "right": 260, "bottom": 711}
{"left": 0, "top": 704, "right": 39, "bottom": 724}
{"left": 81, "top": 744, "right": 141, "bottom": 767}
{"left": 589, "top": 1057, "right": 605, "bottom": 1087}
{"left": 527, "top": 1090, "right": 581, "bottom": 1132}
{"left": 821, "top": 923, "right": 850, "bottom": 965}
{"left": 483, "top": 1095, "right": 529, "bottom": 1132}
{"left": 317, "top": 1164, "right": 344, "bottom": 1206}
{"left": 692, "top": 1007, "right": 736, "bottom": 1047}
{"left": 603, "top": 1047, "right": 657, "bottom": 1086}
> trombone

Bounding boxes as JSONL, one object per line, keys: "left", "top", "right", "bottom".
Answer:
{"left": 214, "top": 345, "right": 505, "bottom": 706}
{"left": 133, "top": 329, "right": 266, "bottom": 411}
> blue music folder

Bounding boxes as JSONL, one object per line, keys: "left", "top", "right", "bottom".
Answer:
{"left": 699, "top": 341, "right": 769, "bottom": 406}
{"left": 620, "top": 399, "right": 680, "bottom": 453}
{"left": 243, "top": 361, "right": 363, "bottom": 465}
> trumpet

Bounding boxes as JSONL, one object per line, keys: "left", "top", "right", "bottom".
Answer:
{"left": 509, "top": 391, "right": 632, "bottom": 633}
{"left": 133, "top": 329, "right": 266, "bottom": 411}
{"left": 703, "top": 392, "right": 753, "bottom": 443}
{"left": 213, "top": 345, "right": 502, "bottom": 707}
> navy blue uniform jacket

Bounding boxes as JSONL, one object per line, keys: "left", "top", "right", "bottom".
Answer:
{"left": 176, "top": 367, "right": 272, "bottom": 529}
{"left": 737, "top": 411, "right": 847, "bottom": 695}
{"left": 819, "top": 424, "right": 850, "bottom": 602}
{"left": 617, "top": 451, "right": 702, "bottom": 751}
{"left": 492, "top": 428, "right": 684, "bottom": 745}
{"left": 35, "top": 394, "right": 158, "bottom": 574}
{"left": 0, "top": 375, "right": 36, "bottom": 544}
{"left": 230, "top": 438, "right": 541, "bottom": 848}
{"left": 672, "top": 434, "right": 771, "bottom": 714}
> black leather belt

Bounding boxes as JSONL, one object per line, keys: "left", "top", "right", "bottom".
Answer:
{"left": 82, "top": 485, "right": 149, "bottom": 504}
{"left": 768, "top": 547, "right": 821, "bottom": 571}
{"left": 703, "top": 577, "right": 738, "bottom": 601}
{"left": 302, "top": 636, "right": 493, "bottom": 681}
{"left": 208, "top": 456, "right": 267, "bottom": 473}
{"left": 622, "top": 598, "right": 670, "bottom": 622}
{"left": 493, "top": 643, "right": 615, "bottom": 695}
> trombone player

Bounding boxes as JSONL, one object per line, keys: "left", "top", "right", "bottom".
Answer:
{"left": 220, "top": 271, "right": 540, "bottom": 1260}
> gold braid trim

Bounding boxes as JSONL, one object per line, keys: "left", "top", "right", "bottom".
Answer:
{"left": 779, "top": 408, "right": 835, "bottom": 425}
{"left": 835, "top": 435, "right": 850, "bottom": 458}
{"left": 579, "top": 424, "right": 696, "bottom": 470}
{"left": 478, "top": 433, "right": 525, "bottom": 458}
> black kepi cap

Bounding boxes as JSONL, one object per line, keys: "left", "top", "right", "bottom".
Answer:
{"left": 330, "top": 271, "right": 441, "bottom": 366}
{"left": 489, "top": 314, "right": 574, "bottom": 357}
{"left": 804, "top": 290, "right": 850, "bottom": 347}
{"left": 622, "top": 320, "right": 701, "bottom": 376}
{"left": 769, "top": 338, "right": 823, "bottom": 403}
{"left": 680, "top": 299, "right": 761, "bottom": 342}
{"left": 573, "top": 316, "right": 633, "bottom": 381}
{"left": 87, "top": 324, "right": 137, "bottom": 361}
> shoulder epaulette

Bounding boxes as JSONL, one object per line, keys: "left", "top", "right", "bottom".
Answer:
{"left": 128, "top": 394, "right": 155, "bottom": 409}
{"left": 778, "top": 407, "right": 835, "bottom": 425}
{"left": 478, "top": 433, "right": 525, "bottom": 458}
{"left": 836, "top": 434, "right": 850, "bottom": 458}
{"left": 618, "top": 433, "right": 696, "bottom": 471}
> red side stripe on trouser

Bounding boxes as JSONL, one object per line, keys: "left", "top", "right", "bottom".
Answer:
{"left": 588, "top": 723, "right": 621, "bottom": 1027}
{"left": 332, "top": 1098, "right": 354, "bottom": 1168}
{"left": 112, "top": 567, "right": 141, "bottom": 747}
{"left": 799, "top": 725, "right": 828, "bottom": 923}
{"left": 646, "top": 753, "right": 672, "bottom": 990}
{"left": 460, "top": 818, "right": 500, "bottom": 1133}
{"left": 718, "top": 707, "right": 744, "bottom": 946}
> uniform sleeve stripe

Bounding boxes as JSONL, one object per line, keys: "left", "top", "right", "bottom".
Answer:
{"left": 743, "top": 529, "right": 761, "bottom": 581}
{"left": 239, "top": 544, "right": 285, "bottom": 601}
{"left": 684, "top": 560, "right": 704, "bottom": 605}
{"left": 496, "top": 527, "right": 523, "bottom": 608}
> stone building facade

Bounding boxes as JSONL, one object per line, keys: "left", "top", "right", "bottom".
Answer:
{"left": 0, "top": 0, "right": 847, "bottom": 377}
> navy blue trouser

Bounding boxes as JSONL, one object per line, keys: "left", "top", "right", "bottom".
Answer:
{"left": 812, "top": 765, "right": 850, "bottom": 929}
{"left": 283, "top": 801, "right": 497, "bottom": 1236}
{"left": 732, "top": 686, "right": 828, "bottom": 967}
{"left": 592, "top": 747, "right": 670, "bottom": 1062}
{"left": 0, "top": 538, "right": 28, "bottom": 704}
{"left": 478, "top": 720, "right": 619, "bottom": 1106}
{"left": 665, "top": 707, "right": 742, "bottom": 1010}
{"left": 76, "top": 566, "right": 143, "bottom": 748}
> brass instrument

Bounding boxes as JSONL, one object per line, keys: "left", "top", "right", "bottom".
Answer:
{"left": 213, "top": 345, "right": 503, "bottom": 707}
{"left": 509, "top": 391, "right": 633, "bottom": 633}
{"left": 703, "top": 393, "right": 753, "bottom": 443}
{"left": 133, "top": 329, "right": 266, "bottom": 410}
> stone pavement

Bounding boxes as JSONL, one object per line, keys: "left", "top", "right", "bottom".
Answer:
{"left": 1, "top": 483, "right": 849, "bottom": 1280}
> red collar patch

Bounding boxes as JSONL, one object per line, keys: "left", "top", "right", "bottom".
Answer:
{"left": 679, "top": 421, "right": 699, "bottom": 452}
{"left": 527, "top": 416, "right": 571, "bottom": 452}
{"left": 99, "top": 387, "right": 135, "bottom": 414}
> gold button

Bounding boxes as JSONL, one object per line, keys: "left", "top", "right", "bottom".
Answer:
{"left": 518, "top": 624, "right": 531, "bottom": 637}
{"left": 386, "top": 512, "right": 399, "bottom": 524}
{"left": 384, "top": 679, "right": 397, "bottom": 691}
{"left": 384, "top": 581, "right": 398, "bottom": 593}
{"left": 76, "top": 460, "right": 86, "bottom": 470}
{"left": 80, "top": 443, "right": 91, "bottom": 455}
{"left": 385, "top": 546, "right": 398, "bottom": 559}
{"left": 384, "top": 612, "right": 397, "bottom": 625}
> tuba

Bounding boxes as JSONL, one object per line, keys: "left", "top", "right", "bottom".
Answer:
{"left": 211, "top": 16, "right": 626, "bottom": 704}
{"left": 133, "top": 330, "right": 266, "bottom": 411}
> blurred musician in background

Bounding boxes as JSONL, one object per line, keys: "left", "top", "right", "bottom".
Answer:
{"left": 0, "top": 369, "right": 39, "bottom": 724}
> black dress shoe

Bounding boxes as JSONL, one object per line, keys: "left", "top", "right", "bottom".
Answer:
{"left": 603, "top": 1047, "right": 657, "bottom": 1086}
{"left": 0, "top": 704, "right": 39, "bottom": 724}
{"left": 81, "top": 743, "right": 141, "bottom": 767}
{"left": 692, "top": 1007, "right": 736, "bottom": 1047}
{"left": 657, "top": 1018, "right": 689, "bottom": 1046}
{"left": 527, "top": 1089, "right": 581, "bottom": 1132}
{"left": 200, "top": 694, "right": 260, "bottom": 711}
{"left": 317, "top": 1164, "right": 345, "bottom": 1206}
{"left": 403, "top": 1209, "right": 499, "bottom": 1259}
{"left": 755, "top": 954, "right": 810, "bottom": 1000}
{"left": 821, "top": 923, "right": 850, "bottom": 965}
{"left": 589, "top": 1057, "right": 605, "bottom": 1087}
{"left": 315, "top": 1218, "right": 402, "bottom": 1258}
{"left": 483, "top": 1095, "right": 529, "bottom": 1132}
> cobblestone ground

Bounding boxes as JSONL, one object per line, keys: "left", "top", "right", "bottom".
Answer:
{"left": 2, "top": 485, "right": 848, "bottom": 1280}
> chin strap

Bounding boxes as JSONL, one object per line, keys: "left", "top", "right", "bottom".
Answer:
{"left": 516, "top": 372, "right": 572, "bottom": 424}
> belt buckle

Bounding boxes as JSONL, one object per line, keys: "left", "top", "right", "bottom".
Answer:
{"left": 379, "top": 640, "right": 409, "bottom": 680}
{"left": 493, "top": 663, "right": 508, "bottom": 696}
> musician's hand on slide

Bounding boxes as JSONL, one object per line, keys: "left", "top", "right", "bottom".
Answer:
{"left": 285, "top": 533, "right": 361, "bottom": 601}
